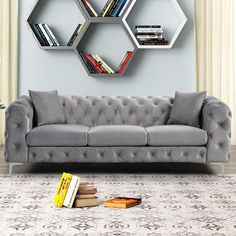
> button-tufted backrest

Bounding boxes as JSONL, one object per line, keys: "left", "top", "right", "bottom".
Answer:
{"left": 59, "top": 96, "right": 173, "bottom": 127}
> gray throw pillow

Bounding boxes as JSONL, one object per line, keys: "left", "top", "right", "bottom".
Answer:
{"left": 29, "top": 90, "right": 65, "bottom": 126}
{"left": 167, "top": 91, "right": 207, "bottom": 127}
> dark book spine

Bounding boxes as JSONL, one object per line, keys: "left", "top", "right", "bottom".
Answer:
{"left": 112, "top": 0, "right": 127, "bottom": 17}
{"left": 35, "top": 24, "right": 50, "bottom": 46}
{"left": 107, "top": 0, "right": 120, "bottom": 16}
{"left": 79, "top": 52, "right": 97, "bottom": 73}
{"left": 67, "top": 24, "right": 81, "bottom": 46}
{"left": 82, "top": 0, "right": 95, "bottom": 16}
{"left": 135, "top": 25, "right": 162, "bottom": 29}
{"left": 42, "top": 24, "right": 56, "bottom": 46}
{"left": 31, "top": 24, "right": 45, "bottom": 46}
{"left": 100, "top": 0, "right": 112, "bottom": 16}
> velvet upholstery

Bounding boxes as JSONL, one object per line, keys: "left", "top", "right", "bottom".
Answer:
{"left": 4, "top": 96, "right": 231, "bottom": 164}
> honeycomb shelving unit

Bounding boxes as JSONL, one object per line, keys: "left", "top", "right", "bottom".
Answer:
{"left": 28, "top": 0, "right": 187, "bottom": 76}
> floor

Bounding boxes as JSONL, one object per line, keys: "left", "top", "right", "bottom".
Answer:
{"left": 0, "top": 145, "right": 236, "bottom": 174}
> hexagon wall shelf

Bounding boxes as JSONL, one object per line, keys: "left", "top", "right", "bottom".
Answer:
{"left": 28, "top": 0, "right": 187, "bottom": 76}
{"left": 123, "top": 0, "right": 187, "bottom": 49}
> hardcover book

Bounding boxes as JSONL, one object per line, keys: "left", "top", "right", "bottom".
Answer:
{"left": 104, "top": 197, "right": 141, "bottom": 208}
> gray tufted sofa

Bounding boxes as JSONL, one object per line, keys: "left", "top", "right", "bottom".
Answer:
{"left": 5, "top": 96, "right": 231, "bottom": 173}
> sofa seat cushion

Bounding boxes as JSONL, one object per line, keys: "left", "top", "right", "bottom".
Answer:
{"left": 27, "top": 125, "right": 89, "bottom": 147}
{"left": 88, "top": 125, "right": 147, "bottom": 146}
{"left": 146, "top": 125, "right": 208, "bottom": 146}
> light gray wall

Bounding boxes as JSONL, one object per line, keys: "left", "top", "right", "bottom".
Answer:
{"left": 19, "top": 0, "right": 195, "bottom": 97}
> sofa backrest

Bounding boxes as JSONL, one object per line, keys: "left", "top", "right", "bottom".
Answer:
{"left": 59, "top": 96, "right": 173, "bottom": 127}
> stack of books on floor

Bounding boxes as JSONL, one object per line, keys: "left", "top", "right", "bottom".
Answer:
{"left": 54, "top": 172, "right": 98, "bottom": 208}
{"left": 135, "top": 25, "right": 169, "bottom": 46}
{"left": 67, "top": 24, "right": 84, "bottom": 46}
{"left": 30, "top": 23, "right": 60, "bottom": 47}
{"left": 79, "top": 51, "right": 133, "bottom": 74}
{"left": 82, "top": 0, "right": 130, "bottom": 17}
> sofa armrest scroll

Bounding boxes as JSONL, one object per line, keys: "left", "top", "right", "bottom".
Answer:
{"left": 4, "top": 96, "right": 34, "bottom": 163}
{"left": 201, "top": 96, "right": 231, "bottom": 163}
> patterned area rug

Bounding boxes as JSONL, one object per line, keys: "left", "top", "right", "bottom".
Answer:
{"left": 0, "top": 174, "right": 236, "bottom": 236}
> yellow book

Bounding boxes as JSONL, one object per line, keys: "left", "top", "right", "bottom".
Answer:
{"left": 102, "top": 0, "right": 115, "bottom": 17}
{"left": 53, "top": 172, "right": 72, "bottom": 207}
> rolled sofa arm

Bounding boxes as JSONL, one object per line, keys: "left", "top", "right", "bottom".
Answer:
{"left": 202, "top": 96, "right": 232, "bottom": 163}
{"left": 4, "top": 96, "right": 34, "bottom": 163}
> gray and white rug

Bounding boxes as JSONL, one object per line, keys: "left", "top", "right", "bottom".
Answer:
{"left": 0, "top": 174, "right": 236, "bottom": 236}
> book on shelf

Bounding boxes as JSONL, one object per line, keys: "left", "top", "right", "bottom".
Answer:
{"left": 83, "top": 0, "right": 98, "bottom": 17}
{"left": 104, "top": 197, "right": 141, "bottom": 208}
{"left": 117, "top": 51, "right": 133, "bottom": 74}
{"left": 101, "top": 0, "right": 115, "bottom": 17}
{"left": 135, "top": 24, "right": 168, "bottom": 46}
{"left": 138, "top": 39, "right": 169, "bottom": 45}
{"left": 43, "top": 24, "right": 60, "bottom": 46}
{"left": 111, "top": 0, "right": 127, "bottom": 17}
{"left": 85, "top": 54, "right": 106, "bottom": 73}
{"left": 67, "top": 24, "right": 83, "bottom": 46}
{"left": 31, "top": 23, "right": 60, "bottom": 47}
{"left": 79, "top": 52, "right": 97, "bottom": 73}
{"left": 92, "top": 55, "right": 115, "bottom": 74}
{"left": 54, "top": 173, "right": 98, "bottom": 208}
{"left": 117, "top": 0, "right": 130, "bottom": 16}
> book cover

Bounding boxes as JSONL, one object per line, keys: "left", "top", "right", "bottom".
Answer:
{"left": 112, "top": 0, "right": 127, "bottom": 17}
{"left": 118, "top": 0, "right": 130, "bottom": 16}
{"left": 42, "top": 24, "right": 57, "bottom": 46}
{"left": 85, "top": 54, "right": 105, "bottom": 73}
{"left": 38, "top": 23, "right": 54, "bottom": 46}
{"left": 35, "top": 24, "right": 49, "bottom": 46}
{"left": 106, "top": 0, "right": 120, "bottom": 16}
{"left": 137, "top": 35, "right": 163, "bottom": 40}
{"left": 53, "top": 172, "right": 72, "bottom": 207}
{"left": 67, "top": 24, "right": 83, "bottom": 46}
{"left": 118, "top": 51, "right": 133, "bottom": 74}
{"left": 104, "top": 197, "right": 141, "bottom": 208}
{"left": 76, "top": 194, "right": 96, "bottom": 199}
{"left": 135, "top": 25, "right": 162, "bottom": 28}
{"left": 31, "top": 24, "right": 46, "bottom": 46}
{"left": 79, "top": 52, "right": 97, "bottom": 73}
{"left": 44, "top": 24, "right": 60, "bottom": 46}
{"left": 91, "top": 55, "right": 110, "bottom": 73}
{"left": 92, "top": 55, "right": 114, "bottom": 74}
{"left": 83, "top": 0, "right": 98, "bottom": 17}
{"left": 116, "top": 51, "right": 129, "bottom": 72}
{"left": 74, "top": 197, "right": 98, "bottom": 208}
{"left": 63, "top": 175, "right": 81, "bottom": 208}
{"left": 100, "top": 0, "right": 112, "bottom": 16}
{"left": 102, "top": 0, "right": 115, "bottom": 17}
{"left": 78, "top": 185, "right": 97, "bottom": 194}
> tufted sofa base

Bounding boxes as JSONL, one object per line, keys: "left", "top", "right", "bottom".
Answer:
{"left": 28, "top": 147, "right": 207, "bottom": 163}
{"left": 5, "top": 96, "right": 231, "bottom": 169}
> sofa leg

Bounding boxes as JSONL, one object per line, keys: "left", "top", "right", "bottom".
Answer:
{"left": 9, "top": 163, "right": 23, "bottom": 175}
{"left": 210, "top": 163, "right": 225, "bottom": 174}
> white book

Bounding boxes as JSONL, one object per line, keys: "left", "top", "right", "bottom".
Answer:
{"left": 38, "top": 24, "right": 54, "bottom": 46}
{"left": 136, "top": 29, "right": 163, "bottom": 33}
{"left": 63, "top": 176, "right": 81, "bottom": 208}
{"left": 44, "top": 24, "right": 60, "bottom": 46}
{"left": 118, "top": 0, "right": 130, "bottom": 16}
{"left": 86, "top": 1, "right": 98, "bottom": 17}
{"left": 94, "top": 55, "right": 114, "bottom": 74}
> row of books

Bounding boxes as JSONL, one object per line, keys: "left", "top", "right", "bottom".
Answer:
{"left": 53, "top": 173, "right": 142, "bottom": 208}
{"left": 135, "top": 25, "right": 169, "bottom": 46}
{"left": 82, "top": 0, "right": 129, "bottom": 17}
{"left": 31, "top": 23, "right": 83, "bottom": 47}
{"left": 79, "top": 51, "right": 133, "bottom": 74}
{"left": 54, "top": 172, "right": 98, "bottom": 208}
{"left": 30, "top": 23, "right": 60, "bottom": 47}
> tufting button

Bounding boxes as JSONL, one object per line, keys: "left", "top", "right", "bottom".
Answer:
{"left": 183, "top": 152, "right": 188, "bottom": 157}
{"left": 115, "top": 109, "right": 120, "bottom": 114}
{"left": 82, "top": 153, "right": 87, "bottom": 158}
{"left": 65, "top": 152, "right": 69, "bottom": 157}
{"left": 166, "top": 151, "right": 172, "bottom": 157}
{"left": 70, "top": 111, "right": 73, "bottom": 115}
